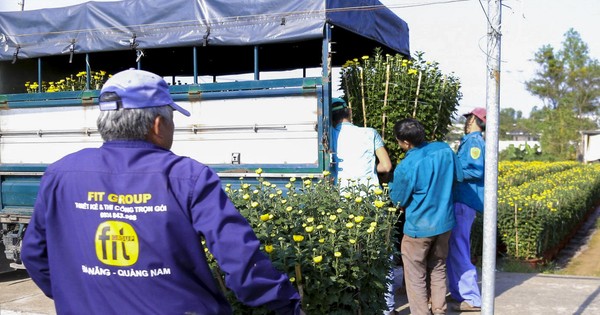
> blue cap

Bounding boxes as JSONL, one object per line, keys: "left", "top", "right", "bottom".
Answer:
{"left": 331, "top": 97, "right": 348, "bottom": 111}
{"left": 99, "top": 69, "right": 190, "bottom": 116}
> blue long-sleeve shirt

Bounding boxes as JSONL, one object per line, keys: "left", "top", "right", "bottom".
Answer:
{"left": 22, "top": 140, "right": 301, "bottom": 315}
{"left": 390, "top": 142, "right": 463, "bottom": 238}
{"left": 454, "top": 131, "right": 485, "bottom": 212}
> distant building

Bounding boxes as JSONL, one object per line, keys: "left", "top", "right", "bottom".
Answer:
{"left": 579, "top": 130, "right": 600, "bottom": 163}
{"left": 505, "top": 130, "right": 539, "bottom": 141}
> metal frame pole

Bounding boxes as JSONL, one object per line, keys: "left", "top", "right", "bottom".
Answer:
{"left": 482, "top": 0, "right": 502, "bottom": 314}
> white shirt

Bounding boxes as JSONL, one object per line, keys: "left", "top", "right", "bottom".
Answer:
{"left": 331, "top": 122, "right": 385, "bottom": 189}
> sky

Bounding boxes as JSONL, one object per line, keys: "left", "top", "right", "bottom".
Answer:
{"left": 2, "top": 0, "right": 599, "bottom": 117}
{"left": 380, "top": 0, "right": 600, "bottom": 117}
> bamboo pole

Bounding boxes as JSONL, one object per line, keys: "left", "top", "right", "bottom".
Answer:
{"left": 295, "top": 263, "right": 304, "bottom": 301}
{"left": 412, "top": 71, "right": 422, "bottom": 118}
{"left": 515, "top": 203, "right": 519, "bottom": 257}
{"left": 382, "top": 63, "right": 391, "bottom": 141}
{"left": 360, "top": 68, "right": 367, "bottom": 127}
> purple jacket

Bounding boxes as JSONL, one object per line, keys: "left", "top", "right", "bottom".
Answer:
{"left": 22, "top": 140, "right": 301, "bottom": 315}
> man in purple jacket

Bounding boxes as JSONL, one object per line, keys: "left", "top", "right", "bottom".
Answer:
{"left": 22, "top": 69, "right": 303, "bottom": 315}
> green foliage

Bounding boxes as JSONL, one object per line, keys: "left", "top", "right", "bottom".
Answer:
{"left": 499, "top": 143, "right": 542, "bottom": 161}
{"left": 339, "top": 49, "right": 461, "bottom": 164}
{"left": 211, "top": 170, "right": 401, "bottom": 314}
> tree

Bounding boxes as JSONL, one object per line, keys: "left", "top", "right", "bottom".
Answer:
{"left": 499, "top": 108, "right": 524, "bottom": 140}
{"left": 526, "top": 28, "right": 600, "bottom": 114}
{"left": 524, "top": 29, "right": 600, "bottom": 160}
{"left": 526, "top": 44, "right": 566, "bottom": 109}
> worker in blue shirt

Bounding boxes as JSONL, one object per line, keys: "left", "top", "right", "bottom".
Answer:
{"left": 21, "top": 69, "right": 303, "bottom": 315}
{"left": 389, "top": 118, "right": 463, "bottom": 315}
{"left": 447, "top": 107, "right": 486, "bottom": 312}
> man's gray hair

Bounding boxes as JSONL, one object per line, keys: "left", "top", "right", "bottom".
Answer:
{"left": 97, "top": 106, "right": 173, "bottom": 141}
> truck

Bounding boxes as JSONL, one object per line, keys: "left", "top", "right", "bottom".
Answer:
{"left": 0, "top": 0, "right": 409, "bottom": 272}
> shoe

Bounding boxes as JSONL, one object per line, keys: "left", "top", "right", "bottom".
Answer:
{"left": 451, "top": 301, "right": 481, "bottom": 312}
{"left": 446, "top": 294, "right": 458, "bottom": 303}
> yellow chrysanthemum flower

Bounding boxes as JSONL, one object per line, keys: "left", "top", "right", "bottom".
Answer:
{"left": 265, "top": 245, "right": 274, "bottom": 253}
{"left": 293, "top": 235, "right": 304, "bottom": 242}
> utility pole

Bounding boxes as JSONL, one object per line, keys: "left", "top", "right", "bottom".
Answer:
{"left": 482, "top": 0, "right": 501, "bottom": 314}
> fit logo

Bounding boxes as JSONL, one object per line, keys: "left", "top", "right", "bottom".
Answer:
{"left": 95, "top": 221, "right": 139, "bottom": 266}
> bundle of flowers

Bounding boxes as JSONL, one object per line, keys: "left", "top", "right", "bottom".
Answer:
{"left": 339, "top": 49, "right": 461, "bottom": 164}
{"left": 210, "top": 170, "right": 400, "bottom": 314}
{"left": 24, "top": 70, "right": 110, "bottom": 93}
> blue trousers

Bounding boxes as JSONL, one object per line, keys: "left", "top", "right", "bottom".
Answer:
{"left": 447, "top": 202, "right": 481, "bottom": 307}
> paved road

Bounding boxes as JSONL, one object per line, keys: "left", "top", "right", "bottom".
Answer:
{"left": 1, "top": 269, "right": 600, "bottom": 314}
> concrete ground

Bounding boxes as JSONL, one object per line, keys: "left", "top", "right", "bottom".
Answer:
{"left": 1, "top": 269, "right": 600, "bottom": 314}
{"left": 393, "top": 272, "right": 600, "bottom": 314}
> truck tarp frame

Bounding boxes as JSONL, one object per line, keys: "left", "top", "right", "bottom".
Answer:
{"left": 0, "top": 0, "right": 410, "bottom": 61}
